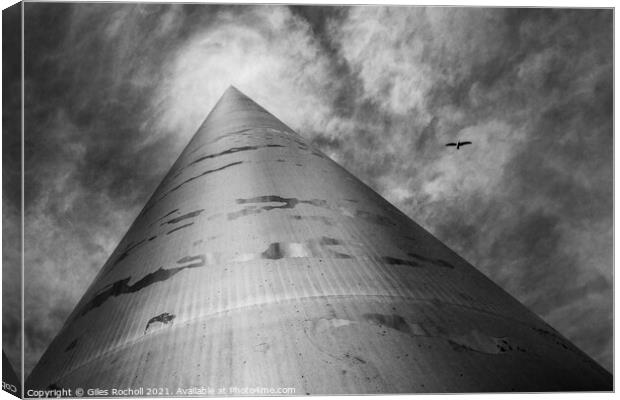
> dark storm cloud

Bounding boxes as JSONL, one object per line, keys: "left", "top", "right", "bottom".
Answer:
{"left": 16, "top": 4, "right": 612, "bottom": 377}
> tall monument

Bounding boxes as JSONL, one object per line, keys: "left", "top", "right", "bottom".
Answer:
{"left": 26, "top": 87, "right": 611, "bottom": 393}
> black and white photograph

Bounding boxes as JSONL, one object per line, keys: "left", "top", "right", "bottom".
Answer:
{"left": 1, "top": 1, "right": 614, "bottom": 397}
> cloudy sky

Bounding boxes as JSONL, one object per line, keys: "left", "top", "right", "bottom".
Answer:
{"left": 3, "top": 4, "right": 612, "bottom": 378}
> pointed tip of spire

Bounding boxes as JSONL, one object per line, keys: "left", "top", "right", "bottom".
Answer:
{"left": 205, "top": 85, "right": 295, "bottom": 135}
{"left": 221, "top": 85, "right": 247, "bottom": 100}
{"left": 225, "top": 84, "right": 241, "bottom": 94}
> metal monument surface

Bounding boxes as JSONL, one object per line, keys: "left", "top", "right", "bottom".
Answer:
{"left": 26, "top": 87, "right": 612, "bottom": 394}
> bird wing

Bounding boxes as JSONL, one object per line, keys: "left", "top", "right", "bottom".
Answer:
{"left": 445, "top": 143, "right": 457, "bottom": 146}
{"left": 460, "top": 141, "right": 472, "bottom": 146}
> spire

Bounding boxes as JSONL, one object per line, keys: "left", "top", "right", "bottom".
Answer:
{"left": 27, "top": 88, "right": 612, "bottom": 393}
{"left": 219, "top": 84, "right": 246, "bottom": 103}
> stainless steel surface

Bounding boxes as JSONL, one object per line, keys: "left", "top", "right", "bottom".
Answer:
{"left": 26, "top": 87, "right": 612, "bottom": 394}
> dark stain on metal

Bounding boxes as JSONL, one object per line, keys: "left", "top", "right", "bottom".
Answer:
{"left": 229, "top": 195, "right": 328, "bottom": 220}
{"left": 78, "top": 255, "right": 206, "bottom": 317}
{"left": 190, "top": 146, "right": 254, "bottom": 165}
{"left": 163, "top": 209, "right": 204, "bottom": 225}
{"left": 229, "top": 197, "right": 397, "bottom": 232}
{"left": 167, "top": 223, "right": 194, "bottom": 235}
{"left": 114, "top": 239, "right": 147, "bottom": 265}
{"left": 190, "top": 144, "right": 284, "bottom": 167}
{"left": 448, "top": 340, "right": 474, "bottom": 352}
{"left": 145, "top": 312, "right": 176, "bottom": 334}
{"left": 176, "top": 255, "right": 205, "bottom": 265}
{"left": 344, "top": 353, "right": 367, "bottom": 364}
{"left": 168, "top": 161, "right": 243, "bottom": 194}
{"left": 160, "top": 209, "right": 179, "bottom": 220}
{"left": 380, "top": 256, "right": 422, "bottom": 268}
{"left": 289, "top": 215, "right": 333, "bottom": 226}
{"left": 318, "top": 236, "right": 341, "bottom": 246}
{"left": 148, "top": 236, "right": 157, "bottom": 241}
{"left": 64, "top": 339, "right": 77, "bottom": 352}
{"left": 496, "top": 338, "right": 514, "bottom": 353}
{"left": 293, "top": 138, "right": 308, "bottom": 148}
{"left": 143, "top": 162, "right": 243, "bottom": 215}
{"left": 149, "top": 208, "right": 180, "bottom": 226}
{"left": 531, "top": 326, "right": 586, "bottom": 359}
{"left": 238, "top": 195, "right": 328, "bottom": 209}
{"left": 261, "top": 243, "right": 284, "bottom": 260}
{"left": 260, "top": 236, "right": 351, "bottom": 260}
{"left": 242, "top": 195, "right": 300, "bottom": 208}
{"left": 364, "top": 314, "right": 412, "bottom": 335}
{"left": 197, "top": 128, "right": 254, "bottom": 151}
{"left": 331, "top": 251, "right": 352, "bottom": 259}
{"left": 407, "top": 253, "right": 455, "bottom": 269}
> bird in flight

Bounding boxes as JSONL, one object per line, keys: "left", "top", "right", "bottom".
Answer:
{"left": 446, "top": 140, "right": 472, "bottom": 150}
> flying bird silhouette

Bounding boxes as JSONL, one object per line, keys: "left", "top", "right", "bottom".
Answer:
{"left": 446, "top": 140, "right": 472, "bottom": 150}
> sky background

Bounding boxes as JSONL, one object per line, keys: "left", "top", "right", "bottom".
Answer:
{"left": 2, "top": 4, "right": 612, "bottom": 377}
